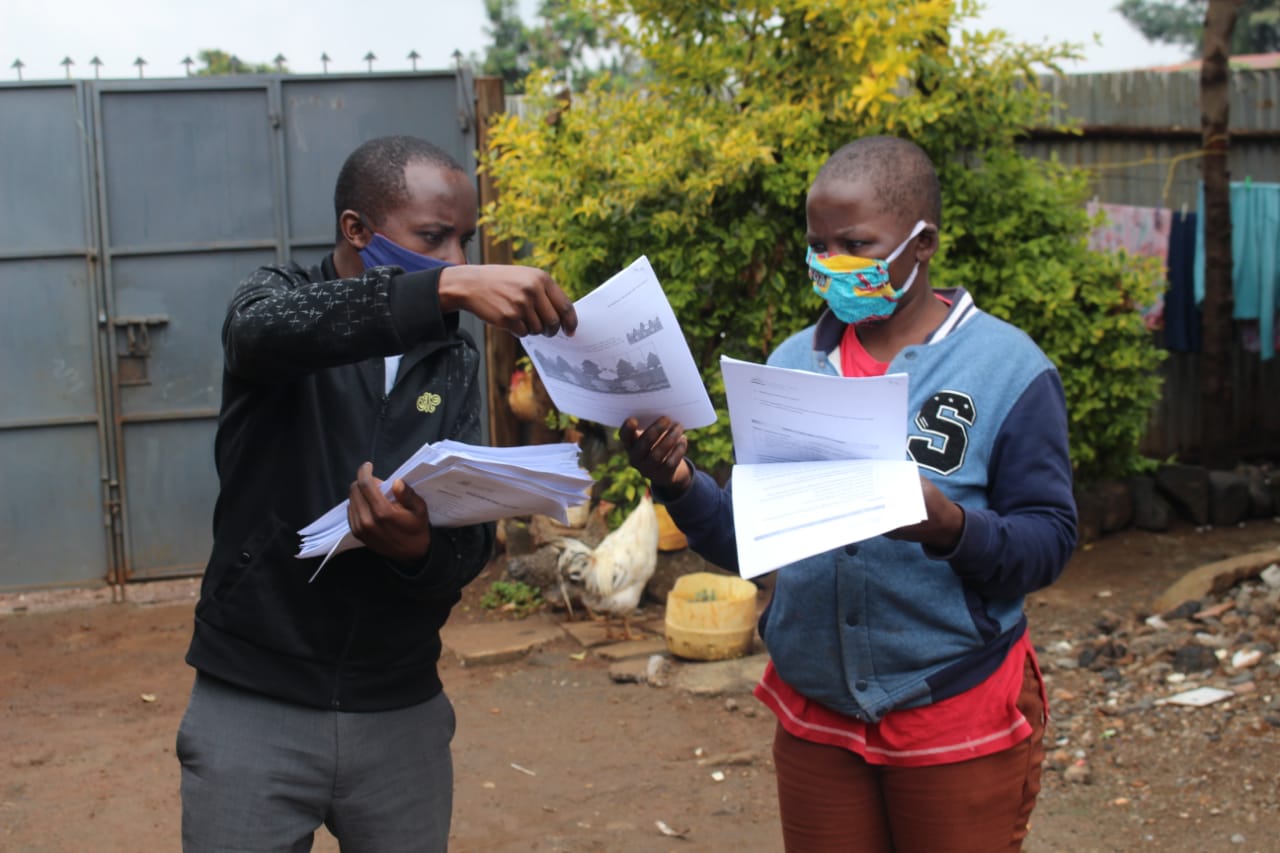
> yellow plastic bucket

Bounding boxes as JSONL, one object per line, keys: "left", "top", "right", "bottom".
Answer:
{"left": 664, "top": 572, "right": 759, "bottom": 661}
{"left": 655, "top": 503, "right": 689, "bottom": 552}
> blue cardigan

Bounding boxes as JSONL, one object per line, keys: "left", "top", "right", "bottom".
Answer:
{"left": 662, "top": 289, "right": 1077, "bottom": 721}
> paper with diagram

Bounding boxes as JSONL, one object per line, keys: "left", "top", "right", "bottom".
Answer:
{"left": 519, "top": 256, "right": 716, "bottom": 429}
{"left": 720, "top": 356, "right": 926, "bottom": 578}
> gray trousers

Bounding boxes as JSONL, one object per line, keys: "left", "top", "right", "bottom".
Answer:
{"left": 177, "top": 673, "right": 455, "bottom": 852}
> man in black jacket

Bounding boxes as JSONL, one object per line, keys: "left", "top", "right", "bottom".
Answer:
{"left": 177, "top": 135, "right": 577, "bottom": 852}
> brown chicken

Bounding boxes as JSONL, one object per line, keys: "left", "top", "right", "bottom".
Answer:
{"left": 507, "top": 366, "right": 551, "bottom": 424}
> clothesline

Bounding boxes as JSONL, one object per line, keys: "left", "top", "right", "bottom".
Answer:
{"left": 1074, "top": 147, "right": 1220, "bottom": 204}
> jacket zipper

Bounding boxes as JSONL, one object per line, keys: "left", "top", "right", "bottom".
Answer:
{"left": 334, "top": 365, "right": 392, "bottom": 710}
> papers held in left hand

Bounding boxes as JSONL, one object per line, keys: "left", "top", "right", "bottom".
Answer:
{"left": 297, "top": 440, "right": 593, "bottom": 581}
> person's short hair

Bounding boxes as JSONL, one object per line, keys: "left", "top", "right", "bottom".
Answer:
{"left": 333, "top": 136, "right": 465, "bottom": 240}
{"left": 815, "top": 136, "right": 942, "bottom": 228}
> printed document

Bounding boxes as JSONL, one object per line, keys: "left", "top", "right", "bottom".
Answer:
{"left": 520, "top": 256, "right": 717, "bottom": 429}
{"left": 720, "top": 356, "right": 926, "bottom": 578}
{"left": 296, "top": 440, "right": 593, "bottom": 581}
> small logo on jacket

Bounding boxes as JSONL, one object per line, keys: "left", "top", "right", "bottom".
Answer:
{"left": 416, "top": 391, "right": 442, "bottom": 414}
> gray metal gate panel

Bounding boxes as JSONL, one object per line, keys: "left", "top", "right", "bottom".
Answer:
{"left": 98, "top": 88, "right": 279, "bottom": 247}
{"left": 94, "top": 80, "right": 280, "bottom": 580}
{"left": 3, "top": 72, "right": 483, "bottom": 589}
{"left": 0, "top": 82, "right": 113, "bottom": 589}
{"left": 280, "top": 74, "right": 475, "bottom": 250}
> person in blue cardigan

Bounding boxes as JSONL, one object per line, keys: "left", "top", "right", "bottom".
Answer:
{"left": 623, "top": 136, "right": 1077, "bottom": 852}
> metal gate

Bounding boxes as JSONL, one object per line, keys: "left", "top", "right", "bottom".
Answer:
{"left": 1, "top": 71, "right": 481, "bottom": 591}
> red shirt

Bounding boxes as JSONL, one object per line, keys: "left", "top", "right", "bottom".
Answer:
{"left": 752, "top": 316, "right": 1046, "bottom": 767}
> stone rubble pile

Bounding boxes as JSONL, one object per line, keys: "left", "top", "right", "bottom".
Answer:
{"left": 1040, "top": 563, "right": 1280, "bottom": 791}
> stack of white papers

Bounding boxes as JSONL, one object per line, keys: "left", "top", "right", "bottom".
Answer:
{"left": 296, "top": 440, "right": 593, "bottom": 579}
{"left": 721, "top": 356, "right": 927, "bottom": 579}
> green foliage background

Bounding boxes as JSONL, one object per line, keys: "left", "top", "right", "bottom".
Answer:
{"left": 1116, "top": 0, "right": 1280, "bottom": 56}
{"left": 484, "top": 0, "right": 1165, "bottom": 496}
{"left": 476, "top": 0, "right": 610, "bottom": 92}
{"left": 194, "top": 49, "right": 281, "bottom": 75}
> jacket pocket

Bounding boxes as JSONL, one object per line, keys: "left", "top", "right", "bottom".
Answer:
{"left": 208, "top": 514, "right": 297, "bottom": 605}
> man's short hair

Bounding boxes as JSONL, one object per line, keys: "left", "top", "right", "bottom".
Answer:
{"left": 816, "top": 136, "right": 942, "bottom": 228}
{"left": 333, "top": 136, "right": 465, "bottom": 240}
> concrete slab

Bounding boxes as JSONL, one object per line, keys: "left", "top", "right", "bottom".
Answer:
{"left": 608, "top": 657, "right": 652, "bottom": 684}
{"left": 559, "top": 618, "right": 659, "bottom": 648}
{"left": 0, "top": 577, "right": 201, "bottom": 616}
{"left": 1153, "top": 546, "right": 1280, "bottom": 613}
{"left": 594, "top": 637, "right": 668, "bottom": 661}
{"left": 670, "top": 653, "right": 770, "bottom": 697}
{"left": 636, "top": 617, "right": 667, "bottom": 635}
{"left": 441, "top": 615, "right": 565, "bottom": 667}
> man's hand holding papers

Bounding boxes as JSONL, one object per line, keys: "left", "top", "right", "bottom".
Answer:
{"left": 518, "top": 256, "right": 716, "bottom": 430}
{"left": 298, "top": 441, "right": 594, "bottom": 581}
{"left": 345, "top": 462, "right": 435, "bottom": 563}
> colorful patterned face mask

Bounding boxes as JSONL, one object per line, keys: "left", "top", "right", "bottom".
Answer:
{"left": 807, "top": 219, "right": 927, "bottom": 325}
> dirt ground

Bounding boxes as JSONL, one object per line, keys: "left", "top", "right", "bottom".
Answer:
{"left": 3, "top": 519, "right": 1280, "bottom": 853}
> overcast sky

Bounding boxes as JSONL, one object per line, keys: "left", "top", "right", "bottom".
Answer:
{"left": 2, "top": 0, "right": 1188, "bottom": 81}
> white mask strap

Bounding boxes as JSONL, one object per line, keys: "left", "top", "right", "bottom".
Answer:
{"left": 897, "top": 263, "right": 920, "bottom": 297}
{"left": 886, "top": 219, "right": 928, "bottom": 264}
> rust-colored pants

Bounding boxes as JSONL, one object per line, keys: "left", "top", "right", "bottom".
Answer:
{"left": 772, "top": 658, "right": 1046, "bottom": 853}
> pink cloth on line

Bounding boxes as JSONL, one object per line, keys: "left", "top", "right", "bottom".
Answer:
{"left": 1087, "top": 202, "right": 1172, "bottom": 264}
{"left": 1087, "top": 202, "right": 1172, "bottom": 329}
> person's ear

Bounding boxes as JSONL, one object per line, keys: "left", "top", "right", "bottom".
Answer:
{"left": 914, "top": 223, "right": 940, "bottom": 263}
{"left": 339, "top": 210, "right": 374, "bottom": 250}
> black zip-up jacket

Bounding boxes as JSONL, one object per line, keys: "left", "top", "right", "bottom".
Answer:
{"left": 185, "top": 254, "right": 494, "bottom": 712}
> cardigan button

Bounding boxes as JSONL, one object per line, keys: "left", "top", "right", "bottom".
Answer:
{"left": 855, "top": 680, "right": 869, "bottom": 692}
{"left": 843, "top": 543, "right": 859, "bottom": 556}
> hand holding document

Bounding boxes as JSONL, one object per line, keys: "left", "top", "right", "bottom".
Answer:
{"left": 720, "top": 356, "right": 926, "bottom": 579}
{"left": 297, "top": 440, "right": 593, "bottom": 581}
{"left": 519, "top": 256, "right": 716, "bottom": 430}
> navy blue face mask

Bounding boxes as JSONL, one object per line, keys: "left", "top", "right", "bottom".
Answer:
{"left": 358, "top": 232, "right": 452, "bottom": 273}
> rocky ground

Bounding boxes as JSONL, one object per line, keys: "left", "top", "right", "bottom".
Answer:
{"left": 1024, "top": 526, "right": 1280, "bottom": 853}
{"left": 3, "top": 519, "right": 1280, "bottom": 852}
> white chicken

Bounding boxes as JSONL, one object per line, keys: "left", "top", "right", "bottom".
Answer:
{"left": 553, "top": 493, "right": 660, "bottom": 639}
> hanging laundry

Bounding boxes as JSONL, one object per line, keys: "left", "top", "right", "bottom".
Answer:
{"left": 1238, "top": 321, "right": 1273, "bottom": 355}
{"left": 1087, "top": 201, "right": 1172, "bottom": 330}
{"left": 1087, "top": 201, "right": 1173, "bottom": 263}
{"left": 1195, "top": 182, "right": 1280, "bottom": 360}
{"left": 1163, "top": 210, "right": 1201, "bottom": 352}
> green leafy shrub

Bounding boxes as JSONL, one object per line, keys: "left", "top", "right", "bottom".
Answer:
{"left": 480, "top": 580, "right": 545, "bottom": 617}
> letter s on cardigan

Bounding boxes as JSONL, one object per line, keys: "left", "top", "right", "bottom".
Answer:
{"left": 908, "top": 389, "right": 975, "bottom": 476}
